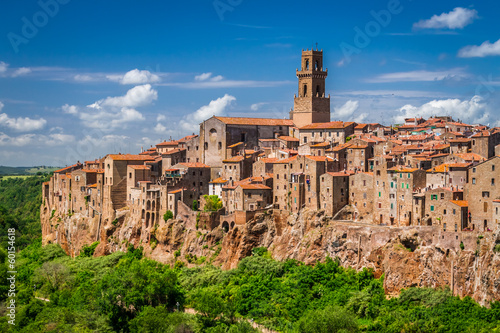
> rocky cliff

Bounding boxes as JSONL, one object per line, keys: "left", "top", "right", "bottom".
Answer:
{"left": 41, "top": 206, "right": 500, "bottom": 306}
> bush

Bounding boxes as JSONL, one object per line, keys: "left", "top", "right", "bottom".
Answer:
{"left": 293, "top": 306, "right": 358, "bottom": 333}
{"left": 494, "top": 244, "right": 500, "bottom": 253}
{"left": 192, "top": 200, "right": 199, "bottom": 211}
{"left": 164, "top": 210, "right": 174, "bottom": 221}
{"left": 203, "top": 195, "right": 223, "bottom": 212}
{"left": 460, "top": 241, "right": 465, "bottom": 250}
{"left": 79, "top": 241, "right": 100, "bottom": 258}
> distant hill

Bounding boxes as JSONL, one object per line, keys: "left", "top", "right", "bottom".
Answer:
{"left": 0, "top": 165, "right": 61, "bottom": 175}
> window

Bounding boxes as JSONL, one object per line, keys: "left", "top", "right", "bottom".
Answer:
{"left": 363, "top": 193, "right": 367, "bottom": 199}
{"left": 444, "top": 209, "right": 447, "bottom": 215}
{"left": 218, "top": 142, "right": 222, "bottom": 150}
{"left": 363, "top": 180, "right": 366, "bottom": 186}
{"left": 378, "top": 203, "right": 382, "bottom": 208}
{"left": 378, "top": 192, "right": 381, "bottom": 197}
{"left": 204, "top": 142, "right": 208, "bottom": 149}
{"left": 472, "top": 178, "right": 476, "bottom": 184}
{"left": 277, "top": 174, "right": 279, "bottom": 180}
{"left": 492, "top": 178, "right": 495, "bottom": 186}
{"left": 303, "top": 84, "right": 308, "bottom": 97}
{"left": 493, "top": 165, "right": 496, "bottom": 171}
{"left": 440, "top": 193, "right": 444, "bottom": 199}
{"left": 400, "top": 173, "right": 402, "bottom": 178}
{"left": 482, "top": 191, "right": 490, "bottom": 198}
{"left": 408, "top": 174, "right": 410, "bottom": 179}
{"left": 473, "top": 167, "right": 476, "bottom": 173}
{"left": 484, "top": 202, "right": 488, "bottom": 212}
{"left": 431, "top": 205, "right": 434, "bottom": 212}
{"left": 391, "top": 203, "right": 393, "bottom": 209}
{"left": 304, "top": 137, "right": 308, "bottom": 144}
{"left": 391, "top": 182, "right": 393, "bottom": 188}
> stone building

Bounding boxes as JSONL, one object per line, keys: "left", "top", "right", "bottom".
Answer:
{"left": 290, "top": 48, "right": 331, "bottom": 128}
{"left": 348, "top": 172, "right": 374, "bottom": 221}
{"left": 426, "top": 163, "right": 470, "bottom": 190}
{"left": 320, "top": 171, "right": 350, "bottom": 217}
{"left": 465, "top": 156, "right": 500, "bottom": 231}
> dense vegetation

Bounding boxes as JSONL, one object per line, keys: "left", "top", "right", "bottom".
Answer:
{"left": 1, "top": 176, "right": 500, "bottom": 332}
{"left": 0, "top": 175, "right": 49, "bottom": 249}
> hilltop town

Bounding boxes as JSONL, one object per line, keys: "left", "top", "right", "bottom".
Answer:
{"left": 38, "top": 49, "right": 500, "bottom": 303}
{"left": 41, "top": 48, "right": 500, "bottom": 239}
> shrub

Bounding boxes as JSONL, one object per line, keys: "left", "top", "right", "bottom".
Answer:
{"left": 112, "top": 218, "right": 118, "bottom": 226}
{"left": 203, "top": 195, "right": 223, "bottom": 212}
{"left": 79, "top": 241, "right": 100, "bottom": 258}
{"left": 174, "top": 249, "right": 181, "bottom": 258}
{"left": 460, "top": 241, "right": 465, "bottom": 250}
{"left": 164, "top": 210, "right": 174, "bottom": 221}
{"left": 192, "top": 200, "right": 199, "bottom": 211}
{"left": 494, "top": 244, "right": 500, "bottom": 253}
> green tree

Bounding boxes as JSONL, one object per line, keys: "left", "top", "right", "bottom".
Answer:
{"left": 203, "top": 195, "right": 223, "bottom": 211}
{"left": 294, "top": 306, "right": 358, "bottom": 333}
{"left": 164, "top": 210, "right": 174, "bottom": 221}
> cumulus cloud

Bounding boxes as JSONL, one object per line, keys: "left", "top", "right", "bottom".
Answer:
{"left": 458, "top": 39, "right": 500, "bottom": 58}
{"left": 153, "top": 123, "right": 167, "bottom": 134}
{"left": 107, "top": 69, "right": 160, "bottom": 85}
{"left": 179, "top": 94, "right": 236, "bottom": 132}
{"left": 0, "top": 110, "right": 47, "bottom": 132}
{"left": 63, "top": 85, "right": 156, "bottom": 130}
{"left": 333, "top": 100, "right": 359, "bottom": 118}
{"left": 394, "top": 96, "right": 489, "bottom": 124}
{"left": 333, "top": 100, "right": 368, "bottom": 123}
{"left": 157, "top": 114, "right": 167, "bottom": 122}
{"left": 91, "top": 84, "right": 158, "bottom": 109}
{"left": 414, "top": 7, "right": 478, "bottom": 30}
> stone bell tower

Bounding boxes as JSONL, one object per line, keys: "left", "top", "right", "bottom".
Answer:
{"left": 290, "top": 48, "right": 331, "bottom": 128}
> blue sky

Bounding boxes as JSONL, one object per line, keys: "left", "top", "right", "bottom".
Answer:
{"left": 1, "top": 0, "right": 500, "bottom": 166}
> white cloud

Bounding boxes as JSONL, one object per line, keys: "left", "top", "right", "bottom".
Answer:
{"left": 250, "top": 102, "right": 268, "bottom": 111}
{"left": 0, "top": 62, "right": 8, "bottom": 73}
{"left": 195, "top": 73, "right": 213, "bottom": 81}
{"left": 458, "top": 39, "right": 500, "bottom": 58}
{"left": 74, "top": 74, "right": 94, "bottom": 82}
{"left": 0, "top": 112, "right": 47, "bottom": 132}
{"left": 0, "top": 132, "right": 74, "bottom": 147}
{"left": 179, "top": 94, "right": 236, "bottom": 132}
{"left": 157, "top": 114, "right": 167, "bottom": 122}
{"left": 63, "top": 85, "right": 156, "bottom": 130}
{"left": 93, "top": 84, "right": 158, "bottom": 109}
{"left": 333, "top": 100, "right": 359, "bottom": 118}
{"left": 394, "top": 96, "right": 489, "bottom": 124}
{"left": 414, "top": 7, "right": 478, "bottom": 30}
{"left": 367, "top": 68, "right": 468, "bottom": 83}
{"left": 153, "top": 123, "right": 167, "bottom": 134}
{"left": 107, "top": 69, "right": 160, "bottom": 85}
{"left": 11, "top": 67, "right": 31, "bottom": 77}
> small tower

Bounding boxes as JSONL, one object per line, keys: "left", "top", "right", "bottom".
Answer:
{"left": 291, "top": 48, "right": 331, "bottom": 128}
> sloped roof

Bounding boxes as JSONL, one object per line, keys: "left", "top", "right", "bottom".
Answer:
{"left": 214, "top": 116, "right": 294, "bottom": 126}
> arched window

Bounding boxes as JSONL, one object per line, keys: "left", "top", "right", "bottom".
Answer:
{"left": 209, "top": 128, "right": 217, "bottom": 137}
{"left": 316, "top": 85, "right": 320, "bottom": 96}
{"left": 303, "top": 84, "right": 307, "bottom": 97}
{"left": 305, "top": 59, "right": 309, "bottom": 70}
{"left": 315, "top": 60, "right": 319, "bottom": 70}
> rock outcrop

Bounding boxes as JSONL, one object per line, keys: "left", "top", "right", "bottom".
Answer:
{"left": 41, "top": 207, "right": 500, "bottom": 306}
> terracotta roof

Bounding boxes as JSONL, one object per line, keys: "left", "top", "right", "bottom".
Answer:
{"left": 278, "top": 136, "right": 299, "bottom": 142}
{"left": 80, "top": 169, "right": 104, "bottom": 173}
{"left": 348, "top": 144, "right": 368, "bottom": 149}
{"left": 450, "top": 200, "right": 468, "bottom": 207}
{"left": 274, "top": 156, "right": 298, "bottom": 164}
{"left": 107, "top": 154, "right": 156, "bottom": 161}
{"left": 305, "top": 155, "right": 334, "bottom": 162}
{"left": 259, "top": 138, "right": 279, "bottom": 142}
{"left": 259, "top": 158, "right": 279, "bottom": 163}
{"left": 128, "top": 165, "right": 151, "bottom": 170}
{"left": 427, "top": 163, "right": 471, "bottom": 173}
{"left": 161, "top": 148, "right": 186, "bottom": 156}
{"left": 165, "top": 168, "right": 180, "bottom": 172}
{"left": 54, "top": 163, "right": 82, "bottom": 174}
{"left": 228, "top": 142, "right": 244, "bottom": 148}
{"left": 223, "top": 156, "right": 245, "bottom": 163}
{"left": 214, "top": 116, "right": 294, "bottom": 126}
{"left": 168, "top": 189, "right": 184, "bottom": 194}
{"left": 156, "top": 140, "right": 179, "bottom": 147}
{"left": 326, "top": 171, "right": 354, "bottom": 177}
{"left": 449, "top": 138, "right": 471, "bottom": 143}
{"left": 388, "top": 166, "right": 419, "bottom": 173}
{"left": 454, "top": 153, "right": 485, "bottom": 162}
{"left": 239, "top": 184, "right": 272, "bottom": 190}
{"left": 177, "top": 135, "right": 198, "bottom": 143}
{"left": 210, "top": 177, "right": 229, "bottom": 184}
{"left": 310, "top": 142, "right": 331, "bottom": 148}
{"left": 179, "top": 162, "right": 210, "bottom": 168}
{"left": 300, "top": 121, "right": 355, "bottom": 130}
{"left": 355, "top": 123, "right": 368, "bottom": 129}
{"left": 330, "top": 142, "right": 352, "bottom": 152}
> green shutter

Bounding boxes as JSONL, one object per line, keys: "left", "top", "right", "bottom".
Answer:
{"left": 431, "top": 205, "right": 434, "bottom": 211}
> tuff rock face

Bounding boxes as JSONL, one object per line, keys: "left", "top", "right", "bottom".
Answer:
{"left": 41, "top": 207, "right": 500, "bottom": 306}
